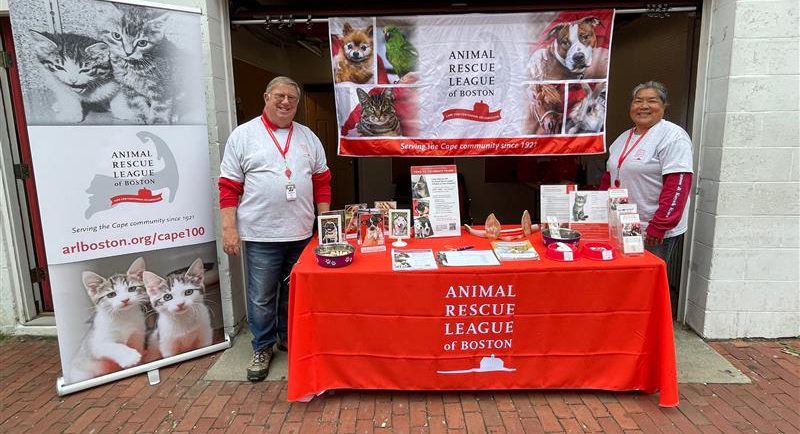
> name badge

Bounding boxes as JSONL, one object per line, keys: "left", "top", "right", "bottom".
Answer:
{"left": 286, "top": 182, "right": 297, "bottom": 201}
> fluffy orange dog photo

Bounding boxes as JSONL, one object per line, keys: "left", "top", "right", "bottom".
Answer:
{"left": 334, "top": 23, "right": 374, "bottom": 84}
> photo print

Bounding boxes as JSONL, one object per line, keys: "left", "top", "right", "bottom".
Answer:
{"left": 358, "top": 210, "right": 386, "bottom": 252}
{"left": 317, "top": 214, "right": 342, "bottom": 245}
{"left": 525, "top": 83, "right": 566, "bottom": 135}
{"left": 343, "top": 203, "right": 367, "bottom": 238}
{"left": 49, "top": 242, "right": 223, "bottom": 386}
{"left": 411, "top": 174, "right": 430, "bottom": 199}
{"left": 374, "top": 200, "right": 397, "bottom": 227}
{"left": 413, "top": 199, "right": 433, "bottom": 238}
{"left": 565, "top": 81, "right": 607, "bottom": 134}
{"left": 329, "top": 17, "right": 376, "bottom": 85}
{"left": 388, "top": 209, "right": 411, "bottom": 239}
{"left": 336, "top": 86, "right": 419, "bottom": 138}
{"left": 10, "top": 0, "right": 206, "bottom": 126}
{"left": 374, "top": 18, "right": 419, "bottom": 85}
{"left": 527, "top": 12, "right": 612, "bottom": 81}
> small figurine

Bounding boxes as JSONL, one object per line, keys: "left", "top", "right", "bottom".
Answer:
{"left": 464, "top": 210, "right": 540, "bottom": 240}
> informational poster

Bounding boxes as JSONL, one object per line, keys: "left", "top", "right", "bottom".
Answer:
{"left": 410, "top": 165, "right": 461, "bottom": 238}
{"left": 568, "top": 190, "right": 609, "bottom": 240}
{"left": 539, "top": 184, "right": 578, "bottom": 224}
{"left": 329, "top": 10, "right": 614, "bottom": 156}
{"left": 9, "top": 0, "right": 228, "bottom": 394}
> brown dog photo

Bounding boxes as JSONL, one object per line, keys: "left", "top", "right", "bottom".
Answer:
{"left": 528, "top": 15, "right": 610, "bottom": 80}
{"left": 334, "top": 23, "right": 374, "bottom": 84}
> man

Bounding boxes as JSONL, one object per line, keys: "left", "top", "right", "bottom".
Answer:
{"left": 219, "top": 76, "right": 331, "bottom": 381}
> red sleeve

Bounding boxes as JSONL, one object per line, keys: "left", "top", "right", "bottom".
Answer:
{"left": 312, "top": 169, "right": 332, "bottom": 205}
{"left": 646, "top": 172, "right": 693, "bottom": 240}
{"left": 218, "top": 177, "right": 243, "bottom": 209}
{"left": 598, "top": 171, "right": 611, "bottom": 191}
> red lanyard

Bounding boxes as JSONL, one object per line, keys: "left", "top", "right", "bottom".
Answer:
{"left": 261, "top": 113, "right": 294, "bottom": 179}
{"left": 614, "top": 128, "right": 648, "bottom": 187}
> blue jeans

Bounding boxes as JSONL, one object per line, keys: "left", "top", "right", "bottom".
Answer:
{"left": 645, "top": 234, "right": 682, "bottom": 268}
{"left": 244, "top": 238, "right": 310, "bottom": 352}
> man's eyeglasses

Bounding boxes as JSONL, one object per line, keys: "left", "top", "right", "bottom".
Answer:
{"left": 269, "top": 93, "right": 299, "bottom": 104}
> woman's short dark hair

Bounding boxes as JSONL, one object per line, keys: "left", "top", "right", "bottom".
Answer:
{"left": 631, "top": 81, "right": 668, "bottom": 105}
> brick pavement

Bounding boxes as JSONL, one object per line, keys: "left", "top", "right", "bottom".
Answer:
{"left": 0, "top": 336, "right": 797, "bottom": 433}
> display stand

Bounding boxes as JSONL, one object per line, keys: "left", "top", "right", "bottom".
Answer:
{"left": 392, "top": 237, "right": 408, "bottom": 248}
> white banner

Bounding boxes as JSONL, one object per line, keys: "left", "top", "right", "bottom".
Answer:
{"left": 29, "top": 126, "right": 214, "bottom": 264}
{"left": 329, "top": 10, "right": 615, "bottom": 157}
{"left": 9, "top": 0, "right": 227, "bottom": 393}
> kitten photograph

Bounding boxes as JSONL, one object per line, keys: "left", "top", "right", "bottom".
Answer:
{"left": 12, "top": 0, "right": 203, "bottom": 126}
{"left": 143, "top": 258, "right": 213, "bottom": 358}
{"left": 69, "top": 257, "right": 148, "bottom": 383}
{"left": 356, "top": 88, "right": 403, "bottom": 137}
{"left": 97, "top": 2, "right": 181, "bottom": 124}
{"left": 334, "top": 23, "right": 374, "bottom": 84}
{"left": 28, "top": 30, "right": 118, "bottom": 123}
{"left": 572, "top": 193, "right": 589, "bottom": 221}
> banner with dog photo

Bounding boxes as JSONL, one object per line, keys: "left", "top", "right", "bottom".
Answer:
{"left": 9, "top": 0, "right": 228, "bottom": 395}
{"left": 330, "top": 10, "right": 614, "bottom": 157}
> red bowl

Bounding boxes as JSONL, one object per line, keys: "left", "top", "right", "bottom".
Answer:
{"left": 314, "top": 243, "right": 356, "bottom": 268}
{"left": 546, "top": 242, "right": 581, "bottom": 261}
{"left": 583, "top": 242, "right": 616, "bottom": 261}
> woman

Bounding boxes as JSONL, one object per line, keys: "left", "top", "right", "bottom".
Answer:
{"left": 602, "top": 81, "right": 693, "bottom": 265}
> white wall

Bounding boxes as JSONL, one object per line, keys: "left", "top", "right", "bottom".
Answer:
{"left": 0, "top": 155, "right": 21, "bottom": 333}
{"left": 687, "top": 0, "right": 800, "bottom": 338}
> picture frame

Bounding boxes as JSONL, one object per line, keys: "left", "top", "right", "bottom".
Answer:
{"left": 388, "top": 209, "right": 411, "bottom": 247}
{"left": 317, "top": 214, "right": 342, "bottom": 245}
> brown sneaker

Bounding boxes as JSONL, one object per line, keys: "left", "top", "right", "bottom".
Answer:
{"left": 246, "top": 348, "right": 273, "bottom": 381}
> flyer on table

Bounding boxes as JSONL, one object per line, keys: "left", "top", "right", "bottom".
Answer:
{"left": 411, "top": 165, "right": 461, "bottom": 238}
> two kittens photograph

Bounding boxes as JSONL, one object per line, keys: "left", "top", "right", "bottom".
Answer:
{"left": 13, "top": 0, "right": 203, "bottom": 125}
{"left": 65, "top": 253, "right": 220, "bottom": 384}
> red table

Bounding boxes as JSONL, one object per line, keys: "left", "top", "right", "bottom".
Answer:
{"left": 288, "top": 231, "right": 678, "bottom": 406}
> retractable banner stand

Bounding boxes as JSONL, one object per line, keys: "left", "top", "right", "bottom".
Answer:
{"left": 330, "top": 10, "right": 615, "bottom": 157}
{"left": 9, "top": 0, "right": 230, "bottom": 395}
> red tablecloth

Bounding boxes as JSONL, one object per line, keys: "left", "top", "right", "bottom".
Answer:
{"left": 288, "top": 231, "right": 678, "bottom": 406}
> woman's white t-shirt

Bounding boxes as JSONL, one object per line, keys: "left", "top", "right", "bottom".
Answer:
{"left": 607, "top": 119, "right": 693, "bottom": 238}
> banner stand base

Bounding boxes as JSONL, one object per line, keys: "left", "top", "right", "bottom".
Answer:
{"left": 56, "top": 334, "right": 232, "bottom": 396}
{"left": 147, "top": 369, "right": 161, "bottom": 385}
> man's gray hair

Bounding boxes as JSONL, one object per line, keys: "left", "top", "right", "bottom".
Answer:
{"left": 265, "top": 76, "right": 302, "bottom": 97}
{"left": 632, "top": 81, "right": 668, "bottom": 105}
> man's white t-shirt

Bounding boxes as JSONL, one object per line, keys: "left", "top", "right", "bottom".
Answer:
{"left": 607, "top": 119, "right": 693, "bottom": 238}
{"left": 220, "top": 116, "right": 329, "bottom": 242}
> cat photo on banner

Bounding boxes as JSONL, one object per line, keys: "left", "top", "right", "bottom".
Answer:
{"left": 10, "top": 0, "right": 205, "bottom": 125}
{"left": 335, "top": 85, "right": 421, "bottom": 138}
{"left": 53, "top": 242, "right": 224, "bottom": 385}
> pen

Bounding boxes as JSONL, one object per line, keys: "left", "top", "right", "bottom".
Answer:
{"left": 456, "top": 246, "right": 474, "bottom": 251}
